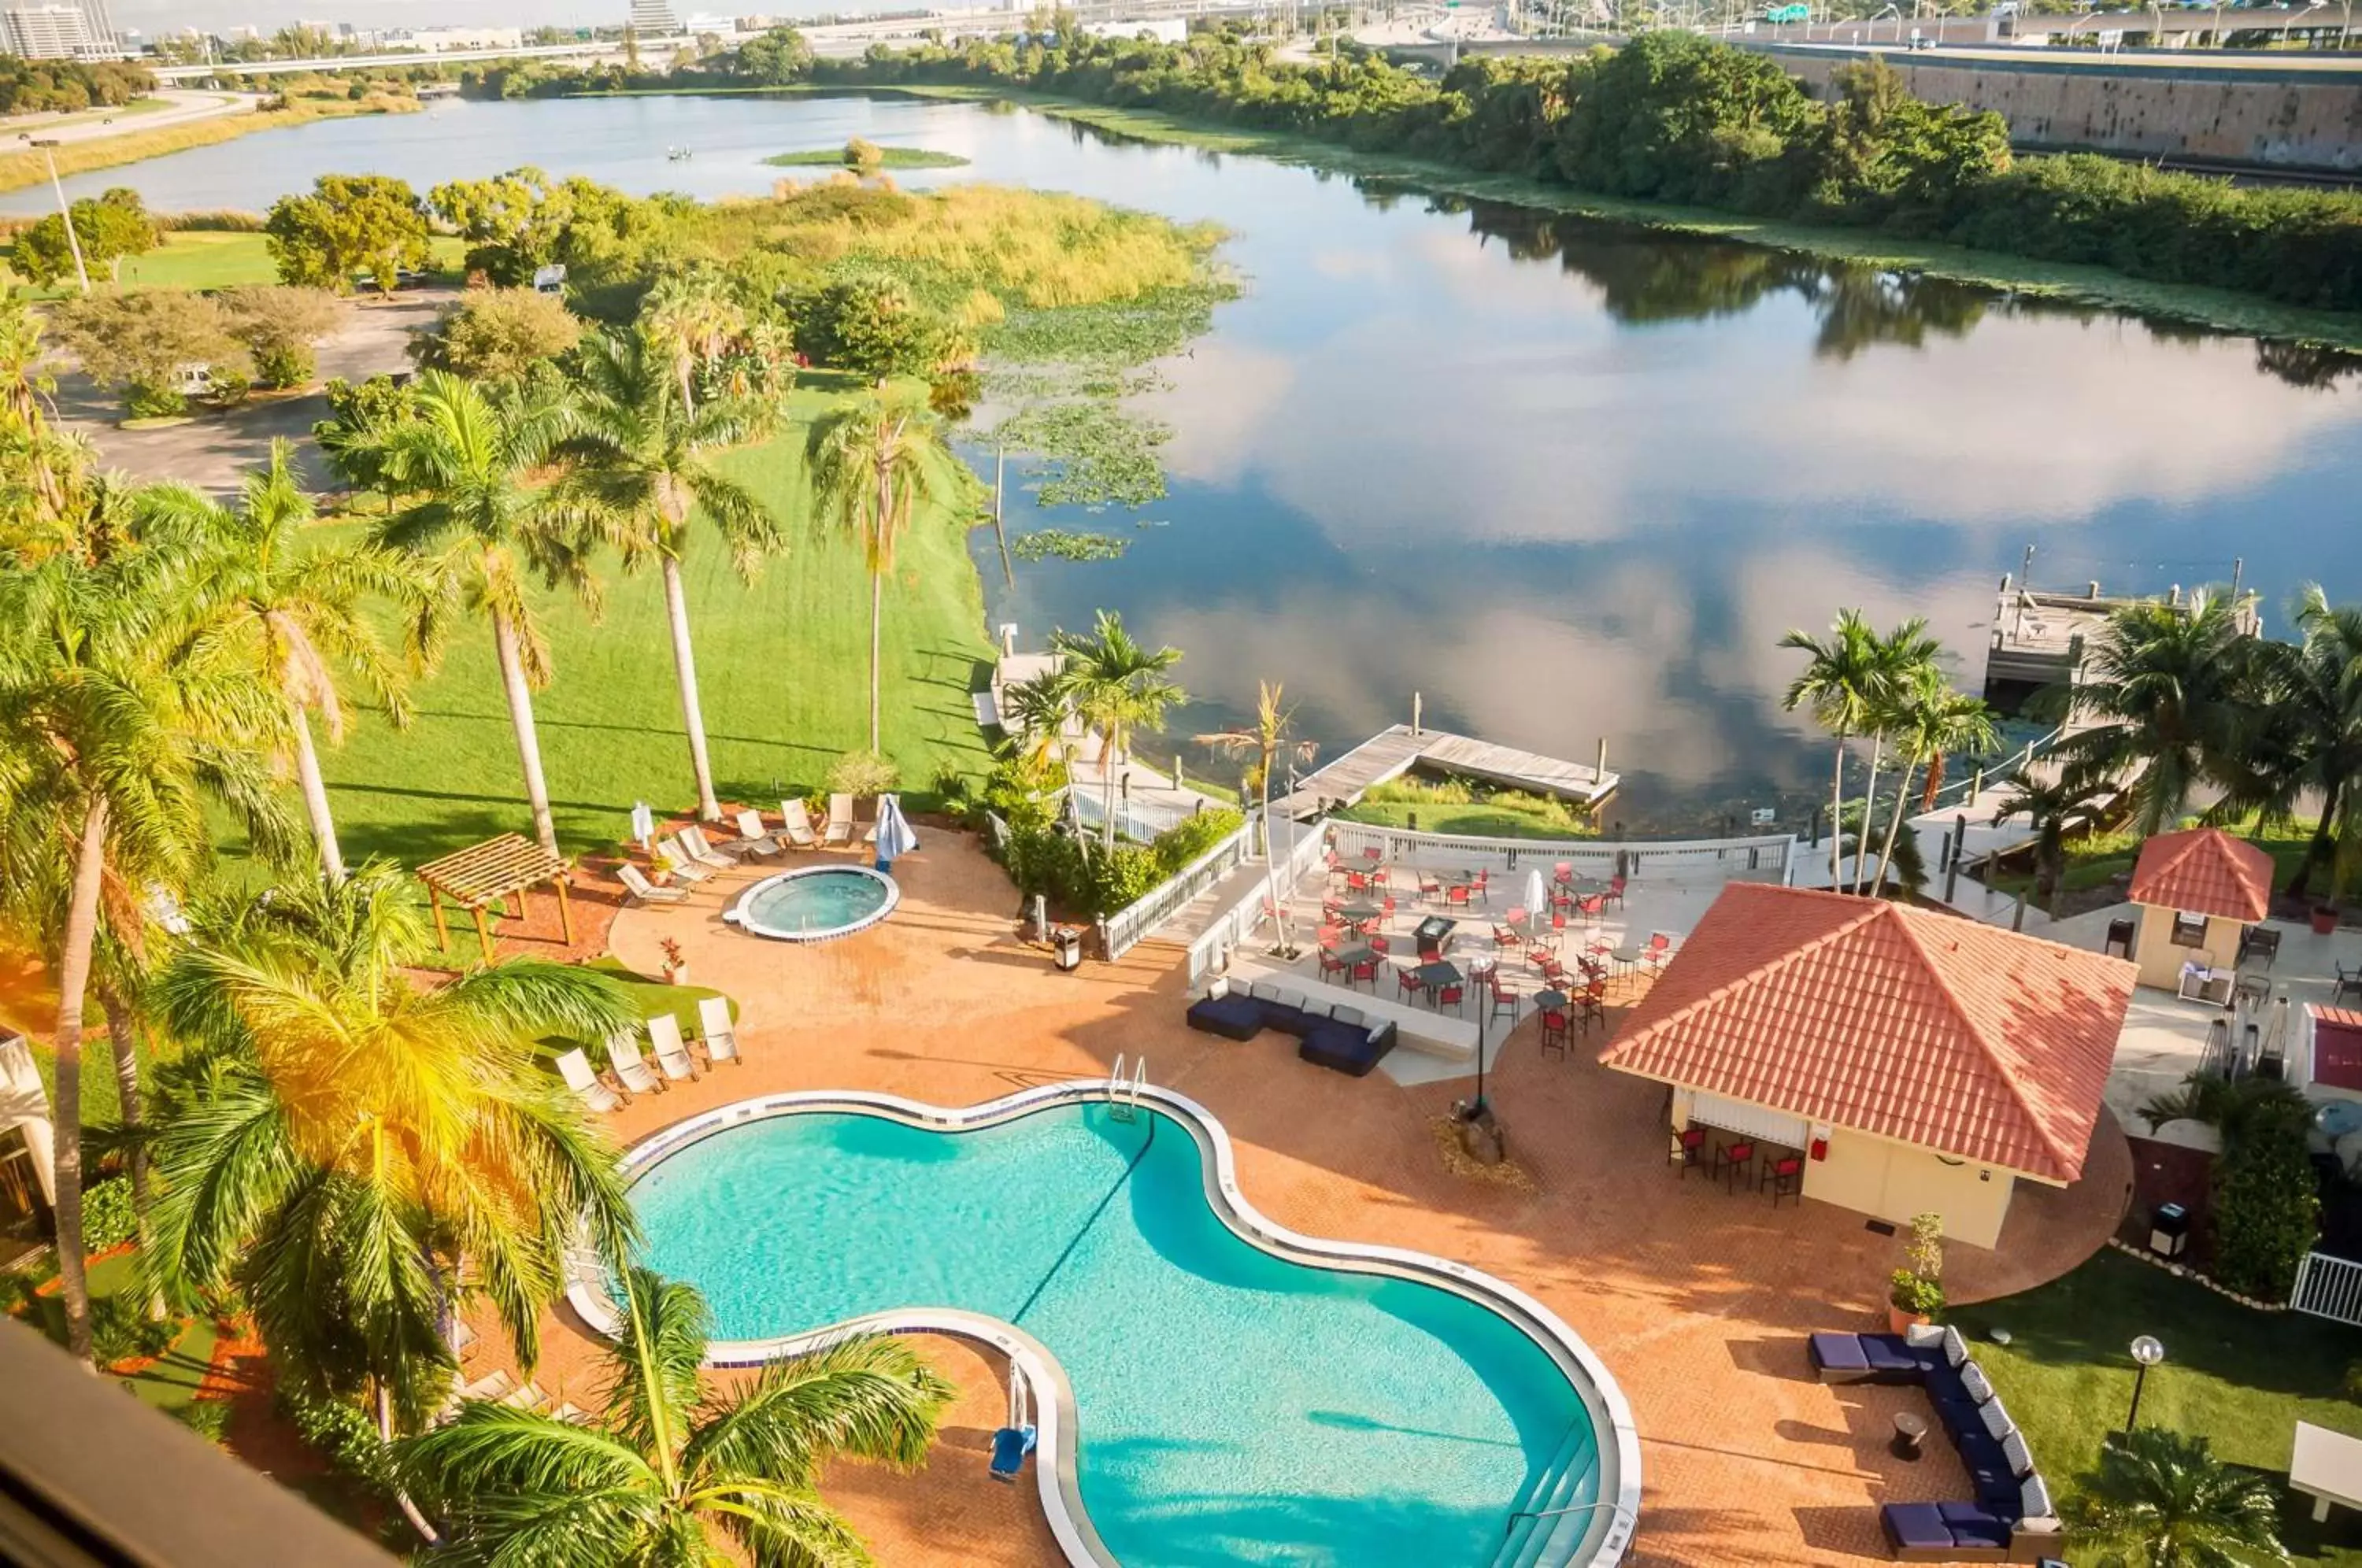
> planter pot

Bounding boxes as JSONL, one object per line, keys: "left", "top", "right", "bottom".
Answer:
{"left": 1887, "top": 1305, "right": 1930, "bottom": 1336}
{"left": 2315, "top": 906, "right": 2342, "bottom": 936}
{"left": 663, "top": 964, "right": 689, "bottom": 986}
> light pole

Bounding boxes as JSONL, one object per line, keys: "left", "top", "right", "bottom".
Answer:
{"left": 2124, "top": 1335, "right": 2164, "bottom": 1433}
{"left": 30, "top": 139, "right": 89, "bottom": 297}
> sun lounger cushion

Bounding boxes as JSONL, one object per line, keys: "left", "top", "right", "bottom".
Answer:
{"left": 990, "top": 1423, "right": 1037, "bottom": 1478}
{"left": 1187, "top": 992, "right": 1267, "bottom": 1041}
{"left": 1879, "top": 1503, "right": 1951, "bottom": 1555}
{"left": 1808, "top": 1333, "right": 1872, "bottom": 1381}
{"left": 1958, "top": 1360, "right": 1994, "bottom": 1403}
{"left": 1860, "top": 1334, "right": 1923, "bottom": 1380}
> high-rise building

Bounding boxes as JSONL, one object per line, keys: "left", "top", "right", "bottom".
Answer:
{"left": 2, "top": 4, "right": 93, "bottom": 59}
{"left": 75, "top": 0, "right": 112, "bottom": 50}
{"left": 629, "top": 0, "right": 680, "bottom": 34}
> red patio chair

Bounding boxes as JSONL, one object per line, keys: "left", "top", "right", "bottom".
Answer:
{"left": 1538, "top": 1009, "right": 1569, "bottom": 1059}
{"left": 1715, "top": 1139, "right": 1757, "bottom": 1191}
{"left": 1446, "top": 883, "right": 1472, "bottom": 909}
{"left": 1369, "top": 866, "right": 1390, "bottom": 888}
{"left": 1606, "top": 875, "right": 1627, "bottom": 911}
{"left": 1576, "top": 893, "right": 1607, "bottom": 926}
{"left": 1418, "top": 873, "right": 1443, "bottom": 905}
{"left": 1494, "top": 921, "right": 1523, "bottom": 948}
{"left": 1472, "top": 869, "right": 1490, "bottom": 904}
{"left": 1350, "top": 956, "right": 1378, "bottom": 990}
{"left": 1316, "top": 923, "right": 1345, "bottom": 948}
{"left": 1362, "top": 846, "right": 1383, "bottom": 864}
{"left": 1672, "top": 1126, "right": 1706, "bottom": 1177}
{"left": 1397, "top": 967, "right": 1427, "bottom": 1005}
{"left": 1346, "top": 869, "right": 1370, "bottom": 893}
{"left": 1368, "top": 934, "right": 1390, "bottom": 955}
{"left": 1642, "top": 931, "right": 1674, "bottom": 971}
{"left": 1766, "top": 1155, "right": 1803, "bottom": 1207}
{"left": 1553, "top": 860, "right": 1574, "bottom": 886}
{"left": 1318, "top": 948, "right": 1348, "bottom": 980}
{"left": 1436, "top": 981, "right": 1466, "bottom": 1015}
{"left": 1573, "top": 987, "right": 1607, "bottom": 1034}
{"left": 1490, "top": 974, "right": 1518, "bottom": 1023}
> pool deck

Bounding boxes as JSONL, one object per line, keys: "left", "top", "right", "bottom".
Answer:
{"left": 476, "top": 827, "right": 2130, "bottom": 1568}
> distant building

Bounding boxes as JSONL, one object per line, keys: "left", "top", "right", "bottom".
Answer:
{"left": 683, "top": 11, "right": 741, "bottom": 35}
{"left": 383, "top": 24, "right": 524, "bottom": 52}
{"left": 2, "top": 0, "right": 117, "bottom": 58}
{"left": 629, "top": 0, "right": 680, "bottom": 34}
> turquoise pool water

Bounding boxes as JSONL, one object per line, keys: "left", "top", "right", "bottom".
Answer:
{"left": 734, "top": 867, "right": 894, "bottom": 940}
{"left": 628, "top": 1103, "right": 1601, "bottom": 1566}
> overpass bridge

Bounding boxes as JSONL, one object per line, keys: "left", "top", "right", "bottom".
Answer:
{"left": 148, "top": 38, "right": 686, "bottom": 83}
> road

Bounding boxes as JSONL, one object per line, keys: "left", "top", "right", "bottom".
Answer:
{"left": 0, "top": 91, "right": 258, "bottom": 150}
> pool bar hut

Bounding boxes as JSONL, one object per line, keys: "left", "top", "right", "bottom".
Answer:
{"left": 416, "top": 834, "right": 574, "bottom": 963}
{"left": 1600, "top": 884, "right": 2134, "bottom": 1248}
{"left": 2122, "top": 827, "right": 2275, "bottom": 997}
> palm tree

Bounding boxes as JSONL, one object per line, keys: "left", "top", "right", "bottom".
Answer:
{"left": 143, "top": 441, "right": 431, "bottom": 882}
{"left": 1992, "top": 770, "right": 2116, "bottom": 914}
{"left": 398, "top": 1267, "right": 953, "bottom": 1566}
{"left": 0, "top": 293, "right": 89, "bottom": 531}
{"left": 1194, "top": 679, "right": 1320, "bottom": 806}
{"left": 1000, "top": 669, "right": 1077, "bottom": 775}
{"left": 0, "top": 501, "right": 292, "bottom": 1365}
{"left": 1870, "top": 670, "right": 1997, "bottom": 895}
{"left": 2053, "top": 593, "right": 2247, "bottom": 841}
{"left": 1051, "top": 610, "right": 1187, "bottom": 850}
{"left": 1847, "top": 618, "right": 1940, "bottom": 894}
{"left": 640, "top": 265, "right": 747, "bottom": 415}
{"left": 1780, "top": 608, "right": 1885, "bottom": 886}
{"left": 2067, "top": 1426, "right": 2289, "bottom": 1568}
{"left": 145, "top": 865, "right": 637, "bottom": 1448}
{"left": 2212, "top": 586, "right": 2362, "bottom": 900}
{"left": 562, "top": 330, "right": 780, "bottom": 821}
{"left": 805, "top": 390, "right": 957, "bottom": 756}
{"left": 372, "top": 370, "right": 600, "bottom": 859}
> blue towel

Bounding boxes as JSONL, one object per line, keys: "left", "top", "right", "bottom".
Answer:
{"left": 989, "top": 1423, "right": 1038, "bottom": 1481}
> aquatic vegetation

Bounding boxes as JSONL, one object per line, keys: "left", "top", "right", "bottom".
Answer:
{"left": 765, "top": 144, "right": 970, "bottom": 169}
{"left": 1009, "top": 528, "right": 1130, "bottom": 561}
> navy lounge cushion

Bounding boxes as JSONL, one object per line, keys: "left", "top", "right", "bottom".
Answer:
{"left": 1938, "top": 1503, "right": 2012, "bottom": 1550}
{"left": 1861, "top": 1335, "right": 1923, "bottom": 1381}
{"left": 1957, "top": 1426, "right": 2008, "bottom": 1472}
{"left": 1262, "top": 1004, "right": 1320, "bottom": 1038}
{"left": 1809, "top": 1333, "right": 1871, "bottom": 1377}
{"left": 1298, "top": 1023, "right": 1385, "bottom": 1076}
{"left": 1880, "top": 1504, "right": 1950, "bottom": 1552}
{"left": 1923, "top": 1361, "right": 1969, "bottom": 1407}
{"left": 1187, "top": 993, "right": 1265, "bottom": 1041}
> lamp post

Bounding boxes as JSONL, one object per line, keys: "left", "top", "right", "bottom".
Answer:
{"left": 2124, "top": 1335, "right": 2164, "bottom": 1433}
{"left": 30, "top": 139, "right": 89, "bottom": 297}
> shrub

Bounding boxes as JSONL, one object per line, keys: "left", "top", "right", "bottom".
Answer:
{"left": 218, "top": 284, "right": 339, "bottom": 390}
{"left": 409, "top": 287, "right": 581, "bottom": 383}
{"left": 1888, "top": 1268, "right": 1944, "bottom": 1318}
{"left": 1094, "top": 843, "right": 1166, "bottom": 912}
{"left": 277, "top": 1385, "right": 395, "bottom": 1497}
{"left": 826, "top": 749, "right": 902, "bottom": 798}
{"left": 170, "top": 1400, "right": 234, "bottom": 1445}
{"left": 2212, "top": 1116, "right": 2319, "bottom": 1300}
{"left": 845, "top": 136, "right": 884, "bottom": 172}
{"left": 1151, "top": 807, "right": 1246, "bottom": 876}
{"left": 50, "top": 290, "right": 245, "bottom": 419}
{"left": 81, "top": 1174, "right": 137, "bottom": 1251}
{"left": 88, "top": 1295, "right": 177, "bottom": 1367}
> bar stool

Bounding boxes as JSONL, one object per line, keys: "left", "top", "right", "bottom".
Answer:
{"left": 1672, "top": 1126, "right": 1706, "bottom": 1177}
{"left": 1714, "top": 1138, "right": 1757, "bottom": 1192}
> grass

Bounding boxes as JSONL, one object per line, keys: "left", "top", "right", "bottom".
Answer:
{"left": 1986, "top": 818, "right": 2316, "bottom": 899}
{"left": 1953, "top": 1248, "right": 2362, "bottom": 1564}
{"left": 0, "top": 94, "right": 421, "bottom": 197}
{"left": 6, "top": 232, "right": 468, "bottom": 300}
{"left": 1337, "top": 775, "right": 1597, "bottom": 841}
{"left": 10, "top": 1252, "right": 224, "bottom": 1424}
{"left": 294, "top": 391, "right": 997, "bottom": 871}
{"left": 765, "top": 146, "right": 969, "bottom": 169}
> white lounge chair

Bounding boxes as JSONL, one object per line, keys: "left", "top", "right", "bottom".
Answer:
{"left": 616, "top": 863, "right": 689, "bottom": 906}
{"left": 648, "top": 1012, "right": 698, "bottom": 1082}
{"left": 696, "top": 995, "right": 739, "bottom": 1067}
{"left": 499, "top": 1380, "right": 550, "bottom": 1412}
{"left": 679, "top": 827, "right": 734, "bottom": 871}
{"left": 656, "top": 835, "right": 713, "bottom": 883}
{"left": 825, "top": 793, "right": 855, "bottom": 845}
{"left": 605, "top": 1029, "right": 664, "bottom": 1099}
{"left": 448, "top": 1318, "right": 478, "bottom": 1359}
{"left": 556, "top": 1048, "right": 621, "bottom": 1114}
{"left": 456, "top": 1370, "right": 515, "bottom": 1404}
{"left": 779, "top": 799, "right": 818, "bottom": 850}
{"left": 552, "top": 1401, "right": 591, "bottom": 1426}
{"left": 732, "top": 809, "right": 783, "bottom": 860}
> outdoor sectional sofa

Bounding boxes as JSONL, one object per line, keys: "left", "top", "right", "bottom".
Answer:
{"left": 1187, "top": 977, "right": 1400, "bottom": 1077}
{"left": 1808, "top": 1325, "right": 2064, "bottom": 1563}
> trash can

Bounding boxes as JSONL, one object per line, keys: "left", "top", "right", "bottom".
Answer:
{"left": 2149, "top": 1201, "right": 2189, "bottom": 1259}
{"left": 2104, "top": 918, "right": 2135, "bottom": 960}
{"left": 1051, "top": 925, "right": 1083, "bottom": 973}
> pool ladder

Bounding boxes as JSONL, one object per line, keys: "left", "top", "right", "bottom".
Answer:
{"left": 1107, "top": 1055, "right": 1150, "bottom": 1121}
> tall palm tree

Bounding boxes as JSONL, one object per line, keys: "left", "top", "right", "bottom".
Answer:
{"left": 0, "top": 501, "right": 292, "bottom": 1365}
{"left": 1991, "top": 770, "right": 2116, "bottom": 914}
{"left": 2053, "top": 593, "right": 2246, "bottom": 841}
{"left": 142, "top": 441, "right": 432, "bottom": 882}
{"left": 1194, "top": 679, "right": 1320, "bottom": 806}
{"left": 805, "top": 390, "right": 957, "bottom": 756}
{"left": 1870, "top": 671, "right": 1997, "bottom": 895}
{"left": 1000, "top": 669, "right": 1077, "bottom": 775}
{"left": 145, "top": 865, "right": 637, "bottom": 1446}
{"left": 372, "top": 370, "right": 600, "bottom": 859}
{"left": 1051, "top": 610, "right": 1188, "bottom": 850}
{"left": 398, "top": 1267, "right": 953, "bottom": 1566}
{"left": 1849, "top": 618, "right": 1939, "bottom": 894}
{"left": 2212, "top": 585, "right": 2362, "bottom": 900}
{"left": 2066, "top": 1426, "right": 2289, "bottom": 1568}
{"left": 0, "top": 293, "right": 89, "bottom": 532}
{"left": 1781, "top": 608, "right": 1885, "bottom": 887}
{"left": 562, "top": 330, "right": 780, "bottom": 821}
{"left": 640, "top": 264, "right": 746, "bottom": 415}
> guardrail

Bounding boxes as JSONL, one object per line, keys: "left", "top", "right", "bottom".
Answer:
{"left": 1098, "top": 810, "right": 1258, "bottom": 960}
{"left": 1917, "top": 723, "right": 2067, "bottom": 818}
{"left": 1324, "top": 821, "right": 1797, "bottom": 884}
{"left": 1062, "top": 785, "right": 1198, "bottom": 845}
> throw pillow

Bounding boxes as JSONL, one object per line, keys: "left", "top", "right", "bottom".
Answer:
{"left": 2001, "top": 1430, "right": 2034, "bottom": 1477}
{"left": 1331, "top": 1006, "right": 1365, "bottom": 1029}
{"left": 1960, "top": 1361, "right": 1994, "bottom": 1403}
{"left": 1905, "top": 1322, "right": 1946, "bottom": 1348}
{"left": 1979, "top": 1396, "right": 2015, "bottom": 1441}
{"left": 1942, "top": 1325, "right": 1968, "bottom": 1367}
{"left": 1249, "top": 980, "right": 1281, "bottom": 1002}
{"left": 2019, "top": 1474, "right": 2053, "bottom": 1522}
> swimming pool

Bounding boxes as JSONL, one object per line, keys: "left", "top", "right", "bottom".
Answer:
{"left": 724, "top": 865, "right": 898, "bottom": 941}
{"left": 598, "top": 1085, "right": 1638, "bottom": 1567}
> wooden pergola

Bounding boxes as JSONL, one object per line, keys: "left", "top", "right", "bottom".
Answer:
{"left": 416, "top": 834, "right": 573, "bottom": 964}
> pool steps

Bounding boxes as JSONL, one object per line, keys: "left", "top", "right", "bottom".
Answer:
{"left": 1494, "top": 1420, "right": 1605, "bottom": 1568}
{"left": 572, "top": 1079, "right": 1642, "bottom": 1568}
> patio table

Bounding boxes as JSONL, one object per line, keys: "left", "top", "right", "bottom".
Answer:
{"left": 1329, "top": 943, "right": 1375, "bottom": 970}
{"left": 1412, "top": 960, "right": 1463, "bottom": 996}
{"left": 1338, "top": 901, "right": 1383, "bottom": 924}
{"left": 1609, "top": 946, "right": 1645, "bottom": 978}
{"left": 1535, "top": 988, "right": 1569, "bottom": 1014}
{"left": 2294, "top": 1422, "right": 2362, "bottom": 1523}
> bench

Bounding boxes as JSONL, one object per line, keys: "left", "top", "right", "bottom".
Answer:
{"left": 1223, "top": 959, "right": 1478, "bottom": 1063}
{"left": 1186, "top": 977, "right": 1399, "bottom": 1078}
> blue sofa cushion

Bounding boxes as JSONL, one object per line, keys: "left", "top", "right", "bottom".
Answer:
{"left": 1879, "top": 1503, "right": 1950, "bottom": 1552}
{"left": 1298, "top": 1023, "right": 1391, "bottom": 1077}
{"left": 1187, "top": 993, "right": 1266, "bottom": 1041}
{"left": 1261, "top": 1004, "right": 1320, "bottom": 1038}
{"left": 1931, "top": 1391, "right": 1984, "bottom": 1443}
{"left": 1861, "top": 1334, "right": 1925, "bottom": 1383}
{"left": 1809, "top": 1333, "right": 1871, "bottom": 1378}
{"left": 1957, "top": 1427, "right": 2008, "bottom": 1474}
{"left": 1936, "top": 1503, "right": 2012, "bottom": 1551}
{"left": 1923, "top": 1360, "right": 1969, "bottom": 1407}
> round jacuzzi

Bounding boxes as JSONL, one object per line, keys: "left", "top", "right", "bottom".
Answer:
{"left": 724, "top": 865, "right": 900, "bottom": 942}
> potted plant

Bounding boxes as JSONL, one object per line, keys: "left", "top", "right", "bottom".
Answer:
{"left": 1887, "top": 1211, "right": 1947, "bottom": 1333}
{"left": 2314, "top": 903, "right": 2342, "bottom": 937}
{"left": 659, "top": 936, "right": 688, "bottom": 987}
{"left": 650, "top": 848, "right": 678, "bottom": 888}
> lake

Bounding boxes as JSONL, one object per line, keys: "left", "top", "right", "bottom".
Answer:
{"left": 26, "top": 92, "right": 2362, "bottom": 828}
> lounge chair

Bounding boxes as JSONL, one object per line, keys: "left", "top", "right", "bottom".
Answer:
{"left": 648, "top": 1012, "right": 698, "bottom": 1082}
{"left": 696, "top": 995, "right": 740, "bottom": 1067}
{"left": 656, "top": 835, "right": 713, "bottom": 884}
{"left": 990, "top": 1422, "right": 1038, "bottom": 1481}
{"left": 556, "top": 1048, "right": 621, "bottom": 1113}
{"left": 731, "top": 809, "right": 783, "bottom": 860}
{"left": 605, "top": 1029, "right": 664, "bottom": 1099}
{"left": 552, "top": 1401, "right": 591, "bottom": 1425}
{"left": 455, "top": 1370, "right": 515, "bottom": 1404}
{"left": 448, "top": 1319, "right": 478, "bottom": 1359}
{"left": 779, "top": 799, "right": 819, "bottom": 850}
{"left": 824, "top": 793, "right": 855, "bottom": 845}
{"left": 616, "top": 863, "right": 688, "bottom": 907}
{"left": 498, "top": 1380, "right": 550, "bottom": 1412}
{"left": 678, "top": 826, "right": 734, "bottom": 871}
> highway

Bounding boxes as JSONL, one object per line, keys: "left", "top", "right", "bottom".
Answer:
{"left": 0, "top": 90, "right": 258, "bottom": 145}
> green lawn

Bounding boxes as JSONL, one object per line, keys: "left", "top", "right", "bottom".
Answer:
{"left": 1952, "top": 1248, "right": 2362, "bottom": 1564}
{"left": 15, "top": 1251, "right": 224, "bottom": 1428}
{"left": 1336, "top": 778, "right": 1597, "bottom": 842}
{"left": 765, "top": 146, "right": 969, "bottom": 169}
{"left": 300, "top": 394, "right": 997, "bottom": 870}
{"left": 9, "top": 232, "right": 468, "bottom": 298}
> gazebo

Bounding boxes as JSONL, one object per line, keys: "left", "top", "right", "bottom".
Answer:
{"left": 2123, "top": 827, "right": 2275, "bottom": 996}
{"left": 416, "top": 834, "right": 574, "bottom": 963}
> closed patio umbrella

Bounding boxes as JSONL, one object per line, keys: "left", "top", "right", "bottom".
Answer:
{"left": 874, "top": 794, "right": 919, "bottom": 870}
{"left": 1523, "top": 867, "right": 1548, "bottom": 919}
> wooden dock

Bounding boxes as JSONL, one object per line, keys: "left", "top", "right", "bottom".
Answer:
{"left": 1981, "top": 575, "right": 2260, "bottom": 704}
{"left": 1269, "top": 724, "right": 1619, "bottom": 820}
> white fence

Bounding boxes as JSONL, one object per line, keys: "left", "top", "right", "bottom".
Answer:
{"left": 2291, "top": 1251, "right": 2362, "bottom": 1326}
{"left": 1184, "top": 812, "right": 1331, "bottom": 984}
{"left": 1062, "top": 784, "right": 1199, "bottom": 845}
{"left": 1324, "top": 821, "right": 1798, "bottom": 886}
{"left": 1098, "top": 811, "right": 1259, "bottom": 960}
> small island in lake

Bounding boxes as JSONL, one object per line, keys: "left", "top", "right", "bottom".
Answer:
{"left": 766, "top": 139, "right": 968, "bottom": 172}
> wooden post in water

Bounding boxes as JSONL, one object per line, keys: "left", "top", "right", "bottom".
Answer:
{"left": 1595, "top": 737, "right": 1608, "bottom": 782}
{"left": 1412, "top": 692, "right": 1423, "bottom": 737}
{"left": 992, "top": 444, "right": 1014, "bottom": 588}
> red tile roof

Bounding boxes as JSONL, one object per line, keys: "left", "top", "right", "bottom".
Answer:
{"left": 1597, "top": 884, "right": 2134, "bottom": 1182}
{"left": 2126, "top": 828, "right": 2274, "bottom": 923}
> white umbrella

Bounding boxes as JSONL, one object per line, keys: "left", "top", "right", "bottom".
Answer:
{"left": 874, "top": 794, "right": 919, "bottom": 864}
{"left": 1523, "top": 867, "right": 1548, "bottom": 921}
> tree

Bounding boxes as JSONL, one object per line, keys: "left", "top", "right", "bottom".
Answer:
{"left": 11, "top": 187, "right": 157, "bottom": 287}
{"left": 1992, "top": 771, "right": 2115, "bottom": 914}
{"left": 313, "top": 374, "right": 420, "bottom": 501}
{"left": 139, "top": 441, "right": 431, "bottom": 881}
{"left": 265, "top": 173, "right": 431, "bottom": 298}
{"left": 0, "top": 293, "right": 88, "bottom": 530}
{"left": 639, "top": 264, "right": 747, "bottom": 414}
{"left": 399, "top": 1268, "right": 951, "bottom": 1564}
{"left": 146, "top": 867, "right": 636, "bottom": 1453}
{"left": 217, "top": 285, "right": 341, "bottom": 390}
{"left": 795, "top": 279, "right": 961, "bottom": 386}
{"left": 2065, "top": 1426, "right": 2289, "bottom": 1568}
{"left": 1780, "top": 608, "right": 1885, "bottom": 887}
{"left": 561, "top": 330, "right": 779, "bottom": 820}
{"left": 805, "top": 389, "right": 960, "bottom": 755}
{"left": 1869, "top": 669, "right": 1995, "bottom": 897}
{"left": 1051, "top": 609, "right": 1188, "bottom": 850}
{"left": 428, "top": 167, "right": 576, "bottom": 286}
{"left": 410, "top": 288, "right": 583, "bottom": 386}
{"left": 731, "top": 24, "right": 814, "bottom": 84}
{"left": 2052, "top": 593, "right": 2248, "bottom": 840}
{"left": 370, "top": 370, "right": 597, "bottom": 858}
{"left": 1194, "top": 679, "right": 1316, "bottom": 803}
{"left": 2215, "top": 586, "right": 2362, "bottom": 900}
{"left": 49, "top": 290, "right": 245, "bottom": 419}
{"left": 1849, "top": 616, "right": 1938, "bottom": 894}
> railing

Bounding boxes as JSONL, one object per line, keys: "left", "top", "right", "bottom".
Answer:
{"left": 2291, "top": 1251, "right": 2362, "bottom": 1326}
{"left": 1185, "top": 815, "right": 1332, "bottom": 984}
{"left": 1098, "top": 811, "right": 1259, "bottom": 960}
{"left": 1916, "top": 723, "right": 2068, "bottom": 819}
{"left": 1061, "top": 785, "right": 1198, "bottom": 845}
{"left": 1324, "top": 821, "right": 1797, "bottom": 885}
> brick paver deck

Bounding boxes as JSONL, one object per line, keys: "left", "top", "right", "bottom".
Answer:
{"left": 493, "top": 830, "right": 2127, "bottom": 1568}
